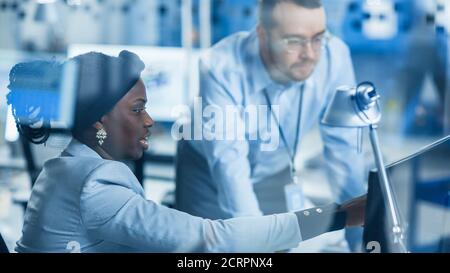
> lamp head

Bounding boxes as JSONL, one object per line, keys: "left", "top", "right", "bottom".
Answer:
{"left": 355, "top": 81, "right": 380, "bottom": 111}
{"left": 321, "top": 82, "right": 382, "bottom": 127}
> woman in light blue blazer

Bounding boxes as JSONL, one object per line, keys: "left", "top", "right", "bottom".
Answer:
{"left": 6, "top": 50, "right": 366, "bottom": 253}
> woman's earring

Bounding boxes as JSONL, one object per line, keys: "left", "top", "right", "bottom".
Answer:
{"left": 96, "top": 128, "right": 107, "bottom": 146}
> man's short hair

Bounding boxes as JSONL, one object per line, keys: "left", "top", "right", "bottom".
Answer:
{"left": 258, "top": 0, "right": 323, "bottom": 29}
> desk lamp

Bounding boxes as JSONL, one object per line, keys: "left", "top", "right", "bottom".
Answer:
{"left": 322, "top": 82, "right": 408, "bottom": 253}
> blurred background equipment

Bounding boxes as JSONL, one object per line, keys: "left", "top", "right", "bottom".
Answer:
{"left": 340, "top": 0, "right": 413, "bottom": 53}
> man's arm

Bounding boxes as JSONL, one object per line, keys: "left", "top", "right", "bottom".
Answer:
{"left": 319, "top": 38, "right": 367, "bottom": 203}
{"left": 320, "top": 126, "right": 366, "bottom": 202}
{"left": 194, "top": 60, "right": 262, "bottom": 217}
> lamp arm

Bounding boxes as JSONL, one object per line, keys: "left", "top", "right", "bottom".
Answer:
{"left": 369, "top": 124, "right": 408, "bottom": 253}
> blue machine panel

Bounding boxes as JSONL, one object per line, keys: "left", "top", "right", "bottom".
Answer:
{"left": 211, "top": 0, "right": 258, "bottom": 44}
{"left": 342, "top": 0, "right": 413, "bottom": 52}
{"left": 157, "top": 0, "right": 182, "bottom": 47}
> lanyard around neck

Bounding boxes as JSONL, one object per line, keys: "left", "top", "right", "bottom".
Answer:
{"left": 263, "top": 84, "right": 305, "bottom": 174}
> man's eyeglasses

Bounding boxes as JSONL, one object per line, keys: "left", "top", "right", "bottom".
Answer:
{"left": 279, "top": 31, "right": 330, "bottom": 54}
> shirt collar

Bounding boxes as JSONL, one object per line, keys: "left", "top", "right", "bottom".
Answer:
{"left": 63, "top": 137, "right": 102, "bottom": 159}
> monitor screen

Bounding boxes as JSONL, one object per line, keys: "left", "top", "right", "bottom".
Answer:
{"left": 363, "top": 135, "right": 450, "bottom": 253}
{"left": 68, "top": 44, "right": 200, "bottom": 122}
{"left": 0, "top": 50, "right": 76, "bottom": 142}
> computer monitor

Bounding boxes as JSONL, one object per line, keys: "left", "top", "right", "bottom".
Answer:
{"left": 68, "top": 44, "right": 200, "bottom": 122}
{"left": 0, "top": 50, "right": 76, "bottom": 142}
{"left": 363, "top": 135, "right": 450, "bottom": 253}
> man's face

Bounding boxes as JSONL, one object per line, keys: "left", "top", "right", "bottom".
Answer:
{"left": 262, "top": 2, "right": 327, "bottom": 82}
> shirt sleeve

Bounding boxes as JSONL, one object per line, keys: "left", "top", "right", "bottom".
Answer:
{"left": 293, "top": 203, "right": 346, "bottom": 241}
{"left": 79, "top": 161, "right": 302, "bottom": 252}
{"left": 319, "top": 38, "right": 367, "bottom": 203}
{"left": 191, "top": 60, "right": 262, "bottom": 217}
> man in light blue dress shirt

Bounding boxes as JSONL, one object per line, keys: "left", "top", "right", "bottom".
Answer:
{"left": 175, "top": 0, "right": 366, "bottom": 251}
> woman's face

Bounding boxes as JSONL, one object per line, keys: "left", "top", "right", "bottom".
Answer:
{"left": 100, "top": 79, "right": 154, "bottom": 160}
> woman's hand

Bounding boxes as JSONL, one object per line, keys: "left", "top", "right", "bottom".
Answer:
{"left": 340, "top": 194, "right": 367, "bottom": 227}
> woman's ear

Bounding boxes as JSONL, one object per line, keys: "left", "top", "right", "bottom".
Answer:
{"left": 93, "top": 115, "right": 108, "bottom": 131}
{"left": 257, "top": 25, "right": 266, "bottom": 42}
{"left": 93, "top": 121, "right": 103, "bottom": 131}
{"left": 257, "top": 25, "right": 271, "bottom": 50}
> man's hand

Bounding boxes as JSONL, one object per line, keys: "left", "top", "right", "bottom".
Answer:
{"left": 339, "top": 194, "right": 367, "bottom": 227}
